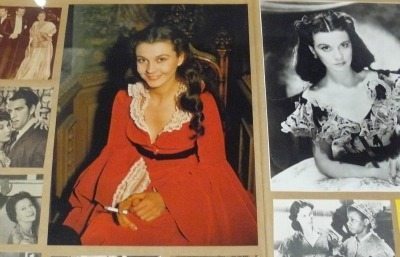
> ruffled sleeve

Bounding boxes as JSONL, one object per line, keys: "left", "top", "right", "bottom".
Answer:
{"left": 378, "top": 71, "right": 400, "bottom": 112}
{"left": 63, "top": 90, "right": 132, "bottom": 234}
{"left": 281, "top": 98, "right": 315, "bottom": 138}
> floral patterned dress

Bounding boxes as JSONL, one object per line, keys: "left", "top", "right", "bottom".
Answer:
{"left": 63, "top": 82, "right": 257, "bottom": 245}
{"left": 281, "top": 71, "right": 400, "bottom": 167}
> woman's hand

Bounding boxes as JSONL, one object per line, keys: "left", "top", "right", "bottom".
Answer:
{"left": 33, "top": 118, "right": 49, "bottom": 130}
{"left": 117, "top": 191, "right": 166, "bottom": 230}
{"left": 131, "top": 192, "right": 166, "bottom": 221}
{"left": 117, "top": 196, "right": 140, "bottom": 231}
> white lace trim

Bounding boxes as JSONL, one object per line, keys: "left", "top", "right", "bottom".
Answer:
{"left": 127, "top": 82, "right": 192, "bottom": 136}
{"left": 111, "top": 157, "right": 151, "bottom": 207}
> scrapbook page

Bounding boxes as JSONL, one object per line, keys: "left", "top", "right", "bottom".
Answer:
{"left": 1, "top": 0, "right": 400, "bottom": 256}
{"left": 0, "top": 0, "right": 266, "bottom": 256}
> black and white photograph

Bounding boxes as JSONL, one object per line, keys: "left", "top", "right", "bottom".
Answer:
{"left": 262, "top": 1, "right": 400, "bottom": 191}
{"left": 0, "top": 86, "right": 53, "bottom": 168}
{"left": 49, "top": 4, "right": 257, "bottom": 246}
{"left": 0, "top": 6, "right": 61, "bottom": 80}
{"left": 273, "top": 199, "right": 395, "bottom": 257}
{"left": 0, "top": 174, "right": 43, "bottom": 245}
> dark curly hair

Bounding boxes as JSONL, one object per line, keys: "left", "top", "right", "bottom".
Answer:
{"left": 0, "top": 110, "right": 10, "bottom": 122}
{"left": 9, "top": 87, "right": 39, "bottom": 110}
{"left": 289, "top": 200, "right": 314, "bottom": 233}
{"left": 6, "top": 191, "right": 40, "bottom": 234}
{"left": 131, "top": 24, "right": 204, "bottom": 137}
{"left": 294, "top": 11, "right": 375, "bottom": 84}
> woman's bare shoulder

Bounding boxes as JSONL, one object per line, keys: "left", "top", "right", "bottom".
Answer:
{"left": 302, "top": 82, "right": 324, "bottom": 103}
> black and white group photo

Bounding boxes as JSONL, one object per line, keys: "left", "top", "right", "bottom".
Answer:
{"left": 262, "top": 1, "right": 400, "bottom": 191}
{"left": 0, "top": 86, "right": 53, "bottom": 168}
{"left": 0, "top": 6, "right": 61, "bottom": 80}
{"left": 273, "top": 199, "right": 395, "bottom": 257}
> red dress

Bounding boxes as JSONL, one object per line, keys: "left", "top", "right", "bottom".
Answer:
{"left": 63, "top": 82, "right": 258, "bottom": 245}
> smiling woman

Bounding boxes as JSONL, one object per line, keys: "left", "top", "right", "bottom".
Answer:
{"left": 62, "top": 23, "right": 257, "bottom": 246}
{"left": 5, "top": 191, "right": 40, "bottom": 244}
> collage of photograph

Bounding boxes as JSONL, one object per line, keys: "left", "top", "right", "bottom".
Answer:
{"left": 0, "top": 0, "right": 400, "bottom": 257}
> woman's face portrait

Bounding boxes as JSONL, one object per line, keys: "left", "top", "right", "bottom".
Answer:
{"left": 0, "top": 120, "right": 11, "bottom": 143}
{"left": 297, "top": 205, "right": 314, "bottom": 230}
{"left": 15, "top": 198, "right": 36, "bottom": 223}
{"left": 347, "top": 209, "right": 368, "bottom": 234}
{"left": 311, "top": 30, "right": 353, "bottom": 72}
{"left": 37, "top": 12, "right": 46, "bottom": 21}
{"left": 135, "top": 40, "right": 184, "bottom": 89}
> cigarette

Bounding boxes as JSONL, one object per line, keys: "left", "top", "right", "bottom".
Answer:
{"left": 105, "top": 206, "right": 128, "bottom": 215}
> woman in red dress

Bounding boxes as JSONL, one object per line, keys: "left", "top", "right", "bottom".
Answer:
{"left": 63, "top": 24, "right": 258, "bottom": 245}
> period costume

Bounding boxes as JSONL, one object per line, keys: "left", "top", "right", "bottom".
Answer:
{"left": 278, "top": 230, "right": 339, "bottom": 257}
{"left": 0, "top": 14, "right": 12, "bottom": 46}
{"left": 7, "top": 119, "right": 48, "bottom": 167}
{"left": 0, "top": 14, "right": 13, "bottom": 78}
{"left": 281, "top": 71, "right": 400, "bottom": 178}
{"left": 63, "top": 82, "right": 258, "bottom": 245}
{"left": 15, "top": 20, "right": 56, "bottom": 80}
{"left": 340, "top": 232, "right": 394, "bottom": 257}
{"left": 2, "top": 12, "right": 30, "bottom": 78}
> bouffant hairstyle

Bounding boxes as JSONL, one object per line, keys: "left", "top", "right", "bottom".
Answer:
{"left": 131, "top": 24, "right": 204, "bottom": 137}
{"left": 9, "top": 88, "right": 39, "bottom": 110}
{"left": 294, "top": 11, "right": 375, "bottom": 84}
{"left": 6, "top": 191, "right": 39, "bottom": 224}
{"left": 289, "top": 200, "right": 314, "bottom": 232}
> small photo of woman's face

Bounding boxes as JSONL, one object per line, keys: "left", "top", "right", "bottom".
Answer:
{"left": 311, "top": 30, "right": 353, "bottom": 72}
{"left": 0, "top": 120, "right": 12, "bottom": 143}
{"left": 37, "top": 12, "right": 46, "bottom": 21}
{"left": 135, "top": 40, "right": 184, "bottom": 89}
{"left": 15, "top": 198, "right": 36, "bottom": 223}
{"left": 297, "top": 206, "right": 314, "bottom": 229}
{"left": 347, "top": 209, "right": 368, "bottom": 234}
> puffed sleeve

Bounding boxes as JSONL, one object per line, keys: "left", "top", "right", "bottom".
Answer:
{"left": 281, "top": 99, "right": 315, "bottom": 138}
{"left": 63, "top": 90, "right": 132, "bottom": 234}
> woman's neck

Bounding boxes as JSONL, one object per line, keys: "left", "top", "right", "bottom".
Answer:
{"left": 148, "top": 79, "right": 181, "bottom": 102}
{"left": 325, "top": 68, "right": 360, "bottom": 88}
{"left": 302, "top": 226, "right": 314, "bottom": 236}
{"left": 18, "top": 221, "right": 33, "bottom": 234}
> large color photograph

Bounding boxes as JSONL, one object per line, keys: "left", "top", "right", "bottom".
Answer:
{"left": 49, "top": 4, "right": 258, "bottom": 246}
